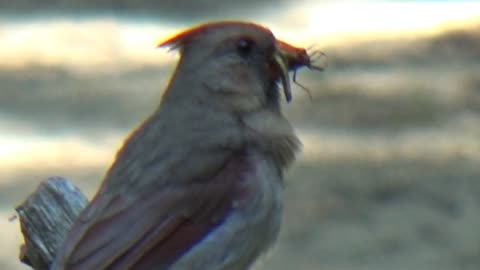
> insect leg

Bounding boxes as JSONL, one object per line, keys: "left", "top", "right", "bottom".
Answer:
{"left": 292, "top": 70, "right": 313, "bottom": 101}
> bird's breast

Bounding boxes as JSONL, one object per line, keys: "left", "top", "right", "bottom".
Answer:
{"left": 168, "top": 148, "right": 284, "bottom": 270}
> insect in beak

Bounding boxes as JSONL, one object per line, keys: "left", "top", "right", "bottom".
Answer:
{"left": 276, "top": 40, "right": 327, "bottom": 101}
{"left": 273, "top": 49, "right": 292, "bottom": 102}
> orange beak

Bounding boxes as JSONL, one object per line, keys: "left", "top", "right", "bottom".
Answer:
{"left": 274, "top": 40, "right": 309, "bottom": 102}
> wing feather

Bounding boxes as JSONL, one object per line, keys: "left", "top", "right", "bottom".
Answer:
{"left": 56, "top": 150, "right": 250, "bottom": 270}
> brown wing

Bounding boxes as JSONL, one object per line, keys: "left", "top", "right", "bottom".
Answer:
{"left": 54, "top": 151, "right": 251, "bottom": 270}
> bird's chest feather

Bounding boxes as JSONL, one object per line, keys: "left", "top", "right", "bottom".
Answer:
{"left": 168, "top": 148, "right": 284, "bottom": 270}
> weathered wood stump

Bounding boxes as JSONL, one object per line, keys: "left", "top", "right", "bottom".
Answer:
{"left": 15, "top": 177, "right": 88, "bottom": 270}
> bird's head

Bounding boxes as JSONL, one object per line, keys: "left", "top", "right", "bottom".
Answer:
{"left": 158, "top": 21, "right": 305, "bottom": 114}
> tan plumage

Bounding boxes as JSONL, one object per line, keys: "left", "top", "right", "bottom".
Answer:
{"left": 51, "top": 21, "right": 302, "bottom": 270}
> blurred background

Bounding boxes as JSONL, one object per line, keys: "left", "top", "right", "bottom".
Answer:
{"left": 1, "top": 1, "right": 480, "bottom": 269}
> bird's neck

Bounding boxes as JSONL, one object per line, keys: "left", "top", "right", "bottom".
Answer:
{"left": 241, "top": 110, "right": 301, "bottom": 169}
{"left": 155, "top": 68, "right": 299, "bottom": 170}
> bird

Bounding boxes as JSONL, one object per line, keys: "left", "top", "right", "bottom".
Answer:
{"left": 51, "top": 21, "right": 307, "bottom": 270}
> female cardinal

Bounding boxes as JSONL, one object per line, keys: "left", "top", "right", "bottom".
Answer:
{"left": 52, "top": 21, "right": 307, "bottom": 270}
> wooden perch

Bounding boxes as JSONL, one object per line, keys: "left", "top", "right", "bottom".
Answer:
{"left": 15, "top": 177, "right": 88, "bottom": 270}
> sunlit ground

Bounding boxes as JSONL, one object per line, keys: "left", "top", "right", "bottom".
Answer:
{"left": 1, "top": 1, "right": 480, "bottom": 269}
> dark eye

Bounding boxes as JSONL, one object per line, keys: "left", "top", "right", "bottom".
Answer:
{"left": 236, "top": 38, "right": 254, "bottom": 57}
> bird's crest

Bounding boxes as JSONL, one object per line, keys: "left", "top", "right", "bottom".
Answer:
{"left": 157, "top": 21, "right": 267, "bottom": 51}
